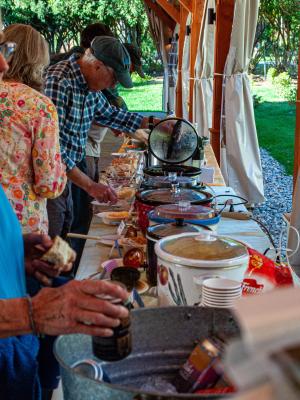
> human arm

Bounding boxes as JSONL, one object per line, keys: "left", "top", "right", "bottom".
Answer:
{"left": 31, "top": 96, "right": 67, "bottom": 199}
{"left": 0, "top": 280, "right": 129, "bottom": 338}
{"left": 67, "top": 166, "right": 118, "bottom": 204}
{"left": 94, "top": 94, "right": 160, "bottom": 133}
{"left": 23, "top": 233, "right": 74, "bottom": 286}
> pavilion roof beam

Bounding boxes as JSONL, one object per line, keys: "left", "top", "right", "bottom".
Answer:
{"left": 177, "top": 0, "right": 192, "bottom": 12}
{"left": 156, "top": 0, "right": 181, "bottom": 24}
{"left": 144, "top": 0, "right": 176, "bottom": 30}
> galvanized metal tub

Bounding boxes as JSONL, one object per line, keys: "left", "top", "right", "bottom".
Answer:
{"left": 54, "top": 307, "right": 240, "bottom": 400}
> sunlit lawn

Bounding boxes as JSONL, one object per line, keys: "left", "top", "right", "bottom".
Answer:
{"left": 118, "top": 79, "right": 163, "bottom": 112}
{"left": 252, "top": 81, "right": 296, "bottom": 175}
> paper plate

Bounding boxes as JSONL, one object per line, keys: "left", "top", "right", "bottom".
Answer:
{"left": 96, "top": 212, "right": 129, "bottom": 225}
{"left": 135, "top": 279, "right": 149, "bottom": 295}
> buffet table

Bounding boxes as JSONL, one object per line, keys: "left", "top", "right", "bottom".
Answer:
{"left": 76, "top": 146, "right": 271, "bottom": 282}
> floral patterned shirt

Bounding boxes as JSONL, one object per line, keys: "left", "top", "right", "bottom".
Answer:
{"left": 0, "top": 81, "right": 67, "bottom": 233}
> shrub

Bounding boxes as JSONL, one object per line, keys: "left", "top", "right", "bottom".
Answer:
{"left": 267, "top": 67, "right": 278, "bottom": 83}
{"left": 273, "top": 72, "right": 297, "bottom": 103}
{"left": 253, "top": 94, "right": 263, "bottom": 108}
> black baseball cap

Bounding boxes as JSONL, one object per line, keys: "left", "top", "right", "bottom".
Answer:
{"left": 91, "top": 36, "right": 133, "bottom": 88}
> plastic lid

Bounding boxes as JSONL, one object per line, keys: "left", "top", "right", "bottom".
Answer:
{"left": 159, "top": 233, "right": 248, "bottom": 262}
{"left": 148, "top": 118, "right": 198, "bottom": 164}
{"left": 138, "top": 189, "right": 210, "bottom": 205}
{"left": 154, "top": 204, "right": 216, "bottom": 220}
{"left": 147, "top": 223, "right": 206, "bottom": 240}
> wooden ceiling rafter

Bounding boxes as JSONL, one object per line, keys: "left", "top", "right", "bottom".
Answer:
{"left": 177, "top": 0, "right": 192, "bottom": 12}
{"left": 156, "top": 0, "right": 181, "bottom": 24}
{"left": 188, "top": 0, "right": 206, "bottom": 121}
{"left": 144, "top": 0, "right": 176, "bottom": 30}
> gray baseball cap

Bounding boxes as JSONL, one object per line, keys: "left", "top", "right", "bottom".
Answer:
{"left": 91, "top": 36, "right": 133, "bottom": 88}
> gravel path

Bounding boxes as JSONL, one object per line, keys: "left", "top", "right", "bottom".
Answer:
{"left": 253, "top": 148, "right": 293, "bottom": 249}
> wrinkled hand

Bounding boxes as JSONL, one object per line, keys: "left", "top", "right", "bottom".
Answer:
{"left": 32, "top": 280, "right": 129, "bottom": 336}
{"left": 130, "top": 129, "right": 149, "bottom": 145}
{"left": 23, "top": 233, "right": 73, "bottom": 286}
{"left": 89, "top": 182, "right": 118, "bottom": 204}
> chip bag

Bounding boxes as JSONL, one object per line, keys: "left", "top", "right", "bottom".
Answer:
{"left": 242, "top": 247, "right": 293, "bottom": 295}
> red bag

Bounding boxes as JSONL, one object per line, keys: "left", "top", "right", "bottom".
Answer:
{"left": 242, "top": 247, "right": 293, "bottom": 295}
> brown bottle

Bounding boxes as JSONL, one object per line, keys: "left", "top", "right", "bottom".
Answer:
{"left": 92, "top": 287, "right": 132, "bottom": 362}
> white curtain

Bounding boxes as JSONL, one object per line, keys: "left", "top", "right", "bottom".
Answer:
{"left": 144, "top": 5, "right": 169, "bottom": 111}
{"left": 167, "top": 24, "right": 180, "bottom": 114}
{"left": 193, "top": 0, "right": 215, "bottom": 137}
{"left": 181, "top": 13, "right": 192, "bottom": 119}
{"left": 288, "top": 172, "right": 300, "bottom": 272}
{"left": 220, "top": 0, "right": 265, "bottom": 205}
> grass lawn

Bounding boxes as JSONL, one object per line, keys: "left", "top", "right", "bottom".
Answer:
{"left": 118, "top": 79, "right": 163, "bottom": 112}
{"left": 252, "top": 81, "right": 296, "bottom": 175}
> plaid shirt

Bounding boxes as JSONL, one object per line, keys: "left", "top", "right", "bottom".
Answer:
{"left": 44, "top": 54, "right": 143, "bottom": 170}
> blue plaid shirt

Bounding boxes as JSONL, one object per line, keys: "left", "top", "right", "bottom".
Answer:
{"left": 44, "top": 54, "right": 143, "bottom": 170}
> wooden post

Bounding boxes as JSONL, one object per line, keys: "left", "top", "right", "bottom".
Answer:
{"left": 294, "top": 38, "right": 300, "bottom": 190}
{"left": 156, "top": 0, "right": 180, "bottom": 24}
{"left": 175, "top": 5, "right": 189, "bottom": 117}
{"left": 210, "top": 0, "right": 235, "bottom": 164}
{"left": 188, "top": 0, "right": 205, "bottom": 121}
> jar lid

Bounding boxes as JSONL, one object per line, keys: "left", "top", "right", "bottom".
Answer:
{"left": 154, "top": 204, "right": 216, "bottom": 220}
{"left": 155, "top": 233, "right": 249, "bottom": 268}
{"left": 148, "top": 118, "right": 198, "bottom": 164}
{"left": 136, "top": 189, "right": 212, "bottom": 206}
{"left": 71, "top": 359, "right": 103, "bottom": 381}
{"left": 147, "top": 223, "right": 206, "bottom": 241}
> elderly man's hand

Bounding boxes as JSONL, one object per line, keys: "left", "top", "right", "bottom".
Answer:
{"left": 88, "top": 182, "right": 118, "bottom": 204}
{"left": 130, "top": 129, "right": 149, "bottom": 145}
{"left": 23, "top": 233, "right": 74, "bottom": 286}
{"left": 31, "top": 280, "right": 129, "bottom": 336}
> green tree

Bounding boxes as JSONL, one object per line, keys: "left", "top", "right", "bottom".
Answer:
{"left": 0, "top": 0, "right": 158, "bottom": 70}
{"left": 251, "top": 0, "right": 300, "bottom": 75}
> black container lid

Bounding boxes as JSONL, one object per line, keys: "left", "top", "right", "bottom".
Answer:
{"left": 143, "top": 165, "right": 201, "bottom": 177}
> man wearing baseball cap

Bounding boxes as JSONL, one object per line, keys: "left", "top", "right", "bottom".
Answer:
{"left": 44, "top": 36, "right": 160, "bottom": 249}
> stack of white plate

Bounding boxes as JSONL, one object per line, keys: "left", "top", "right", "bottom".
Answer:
{"left": 202, "top": 278, "right": 242, "bottom": 308}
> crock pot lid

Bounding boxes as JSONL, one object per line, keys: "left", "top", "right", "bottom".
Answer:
{"left": 139, "top": 189, "right": 208, "bottom": 204}
{"left": 143, "top": 165, "right": 201, "bottom": 177}
{"left": 160, "top": 234, "right": 248, "bottom": 261}
{"left": 148, "top": 118, "right": 198, "bottom": 165}
{"left": 148, "top": 223, "right": 205, "bottom": 240}
{"left": 144, "top": 175, "right": 197, "bottom": 188}
{"left": 154, "top": 204, "right": 215, "bottom": 220}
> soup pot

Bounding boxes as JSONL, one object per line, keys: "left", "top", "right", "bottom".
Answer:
{"left": 155, "top": 232, "right": 249, "bottom": 306}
